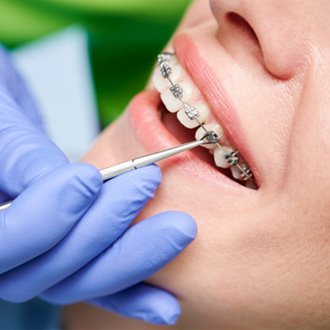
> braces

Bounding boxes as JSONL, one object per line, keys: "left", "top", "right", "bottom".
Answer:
{"left": 157, "top": 52, "right": 254, "bottom": 182}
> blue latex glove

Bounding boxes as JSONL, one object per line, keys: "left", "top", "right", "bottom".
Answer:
{"left": 0, "top": 46, "right": 197, "bottom": 325}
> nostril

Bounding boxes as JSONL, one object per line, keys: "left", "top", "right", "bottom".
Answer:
{"left": 226, "top": 12, "right": 259, "bottom": 46}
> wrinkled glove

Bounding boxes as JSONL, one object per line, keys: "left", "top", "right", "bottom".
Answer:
{"left": 0, "top": 46, "right": 196, "bottom": 325}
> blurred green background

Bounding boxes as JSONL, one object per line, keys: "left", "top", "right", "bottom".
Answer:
{"left": 0, "top": 0, "right": 191, "bottom": 128}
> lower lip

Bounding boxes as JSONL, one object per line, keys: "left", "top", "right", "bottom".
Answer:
{"left": 127, "top": 89, "right": 245, "bottom": 192}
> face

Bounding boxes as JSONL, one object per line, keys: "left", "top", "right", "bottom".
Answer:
{"left": 82, "top": 1, "right": 330, "bottom": 328}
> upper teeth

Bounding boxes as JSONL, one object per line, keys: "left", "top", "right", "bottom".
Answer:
{"left": 195, "top": 124, "right": 223, "bottom": 150}
{"left": 177, "top": 103, "right": 209, "bottom": 129}
{"left": 153, "top": 52, "right": 255, "bottom": 186}
{"left": 160, "top": 82, "right": 194, "bottom": 113}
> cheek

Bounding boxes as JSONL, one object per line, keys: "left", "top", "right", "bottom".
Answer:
{"left": 285, "top": 64, "right": 330, "bottom": 198}
{"left": 140, "top": 166, "right": 330, "bottom": 326}
{"left": 134, "top": 166, "right": 223, "bottom": 226}
{"left": 135, "top": 164, "right": 272, "bottom": 297}
{"left": 82, "top": 114, "right": 148, "bottom": 168}
{"left": 318, "top": 90, "right": 330, "bottom": 155}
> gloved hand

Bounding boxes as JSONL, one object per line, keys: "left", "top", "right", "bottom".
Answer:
{"left": 0, "top": 46, "right": 197, "bottom": 325}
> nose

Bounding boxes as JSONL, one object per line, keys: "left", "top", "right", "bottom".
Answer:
{"left": 209, "top": 0, "right": 310, "bottom": 79}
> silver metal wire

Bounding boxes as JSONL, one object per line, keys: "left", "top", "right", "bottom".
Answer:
{"left": 157, "top": 52, "right": 254, "bottom": 182}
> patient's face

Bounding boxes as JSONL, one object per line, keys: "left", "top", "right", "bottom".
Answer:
{"left": 82, "top": 0, "right": 330, "bottom": 328}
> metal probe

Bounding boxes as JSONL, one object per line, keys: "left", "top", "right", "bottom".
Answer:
{"left": 0, "top": 137, "right": 216, "bottom": 211}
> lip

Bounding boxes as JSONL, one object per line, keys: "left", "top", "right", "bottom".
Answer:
{"left": 173, "top": 33, "right": 260, "bottom": 185}
{"left": 128, "top": 89, "right": 250, "bottom": 193}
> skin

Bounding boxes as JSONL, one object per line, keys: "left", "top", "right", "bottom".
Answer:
{"left": 66, "top": 1, "right": 330, "bottom": 329}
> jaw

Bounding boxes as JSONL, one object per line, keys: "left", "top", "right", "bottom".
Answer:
{"left": 81, "top": 96, "right": 330, "bottom": 330}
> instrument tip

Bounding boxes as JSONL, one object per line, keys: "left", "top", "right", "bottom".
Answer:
{"left": 201, "top": 131, "right": 221, "bottom": 145}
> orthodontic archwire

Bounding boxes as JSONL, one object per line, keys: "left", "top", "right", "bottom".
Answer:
{"left": 157, "top": 52, "right": 254, "bottom": 182}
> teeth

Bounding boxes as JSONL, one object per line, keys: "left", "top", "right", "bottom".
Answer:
{"left": 230, "top": 164, "right": 252, "bottom": 181}
{"left": 214, "top": 146, "right": 234, "bottom": 169}
{"left": 152, "top": 64, "right": 182, "bottom": 93}
{"left": 230, "top": 165, "right": 241, "bottom": 180}
{"left": 158, "top": 51, "right": 177, "bottom": 66}
{"left": 160, "top": 82, "right": 194, "bottom": 113}
{"left": 177, "top": 103, "right": 209, "bottom": 129}
{"left": 154, "top": 53, "right": 255, "bottom": 187}
{"left": 195, "top": 123, "right": 223, "bottom": 149}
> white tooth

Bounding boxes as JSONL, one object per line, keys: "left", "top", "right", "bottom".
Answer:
{"left": 160, "top": 82, "right": 193, "bottom": 113}
{"left": 152, "top": 64, "right": 182, "bottom": 93}
{"left": 177, "top": 103, "right": 209, "bottom": 129}
{"left": 214, "top": 146, "right": 234, "bottom": 169}
{"left": 152, "top": 68, "right": 168, "bottom": 93}
{"left": 195, "top": 123, "right": 223, "bottom": 149}
{"left": 168, "top": 54, "right": 178, "bottom": 66}
{"left": 230, "top": 166, "right": 242, "bottom": 180}
{"left": 160, "top": 51, "right": 177, "bottom": 65}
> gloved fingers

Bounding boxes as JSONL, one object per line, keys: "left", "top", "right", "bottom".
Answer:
{"left": 0, "top": 46, "right": 44, "bottom": 130}
{"left": 0, "top": 166, "right": 161, "bottom": 302}
{"left": 41, "top": 211, "right": 197, "bottom": 304}
{"left": 89, "top": 283, "right": 181, "bottom": 326}
{"left": 0, "top": 163, "right": 102, "bottom": 278}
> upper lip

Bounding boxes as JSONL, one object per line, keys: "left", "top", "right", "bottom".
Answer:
{"left": 173, "top": 32, "right": 259, "bottom": 185}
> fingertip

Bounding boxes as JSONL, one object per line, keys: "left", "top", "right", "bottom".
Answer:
{"left": 24, "top": 164, "right": 103, "bottom": 217}
{"left": 76, "top": 163, "right": 103, "bottom": 188}
{"left": 133, "top": 212, "right": 197, "bottom": 271}
{"left": 166, "top": 312, "right": 180, "bottom": 325}
{"left": 105, "top": 164, "right": 162, "bottom": 202}
{"left": 145, "top": 300, "right": 181, "bottom": 326}
{"left": 89, "top": 284, "right": 181, "bottom": 326}
{"left": 135, "top": 164, "right": 162, "bottom": 188}
{"left": 159, "top": 211, "right": 197, "bottom": 243}
{"left": 146, "top": 312, "right": 180, "bottom": 326}
{"left": 70, "top": 163, "right": 103, "bottom": 193}
{"left": 147, "top": 163, "right": 162, "bottom": 180}
{"left": 137, "top": 285, "right": 181, "bottom": 326}
{"left": 175, "top": 211, "right": 197, "bottom": 239}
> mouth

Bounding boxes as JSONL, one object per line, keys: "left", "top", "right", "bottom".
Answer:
{"left": 148, "top": 49, "right": 257, "bottom": 190}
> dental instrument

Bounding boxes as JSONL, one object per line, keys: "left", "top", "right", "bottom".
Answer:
{"left": 0, "top": 135, "right": 218, "bottom": 211}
